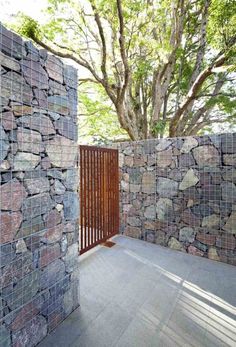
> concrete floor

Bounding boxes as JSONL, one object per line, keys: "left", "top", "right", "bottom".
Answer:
{"left": 39, "top": 235, "right": 236, "bottom": 347}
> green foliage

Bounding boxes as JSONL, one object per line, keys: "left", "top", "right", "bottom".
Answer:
{"left": 9, "top": 0, "right": 236, "bottom": 140}
{"left": 79, "top": 84, "right": 127, "bottom": 144}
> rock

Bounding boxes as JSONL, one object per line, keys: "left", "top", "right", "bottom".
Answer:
{"left": 22, "top": 193, "right": 53, "bottom": 219}
{"left": 10, "top": 301, "right": 39, "bottom": 332}
{"left": 1, "top": 111, "right": 17, "bottom": 130}
{"left": 12, "top": 315, "right": 47, "bottom": 347}
{"left": 156, "top": 177, "right": 178, "bottom": 197}
{"left": 202, "top": 185, "right": 221, "bottom": 201}
{"left": 47, "top": 168, "right": 63, "bottom": 180}
{"left": 22, "top": 59, "right": 48, "bottom": 89}
{"left": 24, "top": 177, "right": 50, "bottom": 195}
{"left": 142, "top": 172, "right": 155, "bottom": 194}
{"left": 33, "top": 89, "right": 48, "bottom": 108}
{"left": 223, "top": 212, "right": 236, "bottom": 234}
{"left": 144, "top": 205, "right": 156, "bottom": 219}
{"left": 0, "top": 212, "right": 22, "bottom": 244}
{"left": 55, "top": 117, "right": 77, "bottom": 141}
{"left": 196, "top": 234, "right": 216, "bottom": 246}
{"left": 17, "top": 114, "right": 56, "bottom": 135}
{"left": 0, "top": 51, "right": 20, "bottom": 71}
{"left": 63, "top": 287, "right": 75, "bottom": 316}
{"left": 54, "top": 179, "right": 66, "bottom": 195}
{"left": 178, "top": 153, "right": 195, "bottom": 167}
{"left": 127, "top": 217, "right": 141, "bottom": 227}
{"left": 168, "top": 237, "right": 185, "bottom": 251}
{"left": 44, "top": 209, "right": 61, "bottom": 228}
{"left": 11, "top": 104, "right": 33, "bottom": 116}
{"left": 46, "top": 55, "right": 64, "bottom": 83}
{"left": 156, "top": 148, "right": 172, "bottom": 167}
{"left": 41, "top": 157, "right": 51, "bottom": 169}
{"left": 221, "top": 133, "right": 236, "bottom": 154}
{"left": 63, "top": 169, "right": 78, "bottom": 190}
{"left": 17, "top": 128, "right": 43, "bottom": 154}
{"left": 56, "top": 204, "right": 63, "bottom": 212}
{"left": 0, "top": 125, "right": 9, "bottom": 162}
{"left": 0, "top": 160, "right": 10, "bottom": 170}
{"left": 0, "top": 325, "right": 11, "bottom": 347}
{"left": 155, "top": 139, "right": 172, "bottom": 151}
{"left": 48, "top": 95, "right": 69, "bottom": 115}
{"left": 40, "top": 244, "right": 61, "bottom": 267}
{"left": 46, "top": 135, "right": 77, "bottom": 168}
{"left": 0, "top": 243, "right": 16, "bottom": 267}
{"left": 61, "top": 235, "right": 68, "bottom": 253}
{"left": 40, "top": 259, "right": 65, "bottom": 289}
{"left": 194, "top": 240, "right": 208, "bottom": 252}
{"left": 121, "top": 180, "right": 129, "bottom": 192}
{"left": 42, "top": 223, "right": 63, "bottom": 244}
{"left": 125, "top": 226, "right": 141, "bottom": 238}
{"left": 130, "top": 184, "right": 140, "bottom": 193}
{"left": 156, "top": 198, "right": 173, "bottom": 221}
{"left": 216, "top": 234, "right": 235, "bottom": 250}
{"left": 63, "top": 64, "right": 78, "bottom": 88}
{"left": 181, "top": 209, "right": 201, "bottom": 226}
{"left": 208, "top": 247, "right": 220, "bottom": 261}
{"left": 179, "top": 227, "right": 196, "bottom": 243}
{"left": 202, "top": 214, "right": 220, "bottom": 229}
{"left": 0, "top": 179, "right": 27, "bottom": 211}
{"left": 16, "top": 239, "right": 27, "bottom": 253}
{"left": 2, "top": 271, "right": 39, "bottom": 310}
{"left": 1, "top": 71, "right": 33, "bottom": 104}
{"left": 179, "top": 169, "right": 199, "bottom": 190}
{"left": 191, "top": 204, "right": 213, "bottom": 217}
{"left": 193, "top": 145, "right": 220, "bottom": 167}
{"left": 222, "top": 168, "right": 236, "bottom": 183}
{"left": 181, "top": 137, "right": 198, "bottom": 153}
{"left": 188, "top": 245, "right": 204, "bottom": 257}
{"left": 155, "top": 231, "right": 166, "bottom": 245}
{"left": 49, "top": 78, "right": 67, "bottom": 95}
{"left": 221, "top": 181, "right": 236, "bottom": 203}
{"left": 63, "top": 243, "right": 78, "bottom": 273}
{"left": 21, "top": 215, "right": 44, "bottom": 237}
{"left": 124, "top": 156, "right": 133, "bottom": 167}
{"left": 63, "top": 192, "right": 79, "bottom": 221}
{"left": 223, "top": 154, "right": 236, "bottom": 166}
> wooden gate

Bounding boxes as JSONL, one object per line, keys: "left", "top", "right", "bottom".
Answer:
{"left": 79, "top": 145, "right": 119, "bottom": 254}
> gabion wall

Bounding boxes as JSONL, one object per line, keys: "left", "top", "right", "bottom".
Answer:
{"left": 0, "top": 24, "right": 79, "bottom": 346}
{"left": 117, "top": 134, "right": 236, "bottom": 266}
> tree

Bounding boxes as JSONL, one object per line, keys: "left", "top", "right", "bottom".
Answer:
{"left": 11, "top": 0, "right": 236, "bottom": 140}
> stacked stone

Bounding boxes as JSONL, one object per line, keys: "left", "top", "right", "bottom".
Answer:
{"left": 0, "top": 24, "right": 79, "bottom": 346}
{"left": 118, "top": 133, "right": 236, "bottom": 266}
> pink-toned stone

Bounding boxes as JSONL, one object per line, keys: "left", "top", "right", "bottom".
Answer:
{"left": 181, "top": 209, "right": 201, "bottom": 226}
{"left": 40, "top": 244, "right": 61, "bottom": 268}
{"left": 43, "top": 223, "right": 63, "bottom": 244}
{"left": 10, "top": 302, "right": 39, "bottom": 331}
{"left": 1, "top": 111, "right": 17, "bottom": 130}
{"left": 188, "top": 245, "right": 204, "bottom": 257}
{"left": 44, "top": 209, "right": 62, "bottom": 228}
{"left": 196, "top": 233, "right": 216, "bottom": 246}
{"left": 0, "top": 212, "right": 22, "bottom": 244}
{"left": 0, "top": 179, "right": 28, "bottom": 211}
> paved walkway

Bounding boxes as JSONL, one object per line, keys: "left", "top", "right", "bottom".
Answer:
{"left": 39, "top": 235, "right": 236, "bottom": 347}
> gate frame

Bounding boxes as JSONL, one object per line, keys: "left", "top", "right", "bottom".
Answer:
{"left": 79, "top": 145, "right": 119, "bottom": 254}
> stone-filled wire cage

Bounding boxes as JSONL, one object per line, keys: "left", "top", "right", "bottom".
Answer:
{"left": 0, "top": 24, "right": 79, "bottom": 346}
{"left": 118, "top": 134, "right": 236, "bottom": 266}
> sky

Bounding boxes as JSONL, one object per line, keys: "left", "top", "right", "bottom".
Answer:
{"left": 0, "top": 0, "right": 47, "bottom": 22}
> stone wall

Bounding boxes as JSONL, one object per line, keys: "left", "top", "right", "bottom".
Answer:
{"left": 117, "top": 133, "right": 236, "bottom": 266}
{"left": 0, "top": 24, "right": 79, "bottom": 346}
